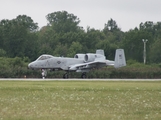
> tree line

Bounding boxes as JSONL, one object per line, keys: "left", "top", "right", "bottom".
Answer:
{"left": 0, "top": 10, "right": 161, "bottom": 63}
{"left": 0, "top": 10, "right": 161, "bottom": 78}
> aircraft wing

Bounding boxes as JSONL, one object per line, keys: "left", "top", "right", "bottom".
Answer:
{"left": 69, "top": 59, "right": 106, "bottom": 71}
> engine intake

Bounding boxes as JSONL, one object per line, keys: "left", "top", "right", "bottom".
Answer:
{"left": 84, "top": 54, "right": 96, "bottom": 62}
{"left": 74, "top": 54, "right": 85, "bottom": 59}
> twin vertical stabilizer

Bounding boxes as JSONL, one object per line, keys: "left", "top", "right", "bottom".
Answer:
{"left": 96, "top": 49, "right": 105, "bottom": 56}
{"left": 114, "top": 49, "right": 126, "bottom": 68}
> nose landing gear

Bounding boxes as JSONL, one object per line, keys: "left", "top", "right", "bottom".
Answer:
{"left": 41, "top": 69, "right": 47, "bottom": 79}
{"left": 81, "top": 72, "right": 86, "bottom": 79}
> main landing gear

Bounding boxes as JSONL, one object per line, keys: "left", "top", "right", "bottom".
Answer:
{"left": 63, "top": 72, "right": 87, "bottom": 79}
{"left": 81, "top": 72, "right": 86, "bottom": 79}
{"left": 63, "top": 73, "right": 69, "bottom": 79}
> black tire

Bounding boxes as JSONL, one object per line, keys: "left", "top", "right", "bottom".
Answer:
{"left": 63, "top": 73, "right": 68, "bottom": 79}
{"left": 81, "top": 73, "right": 86, "bottom": 79}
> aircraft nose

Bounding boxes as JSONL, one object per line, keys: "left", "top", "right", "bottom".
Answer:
{"left": 28, "top": 63, "right": 33, "bottom": 69}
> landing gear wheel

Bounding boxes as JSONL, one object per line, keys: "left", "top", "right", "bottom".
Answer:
{"left": 63, "top": 73, "right": 68, "bottom": 79}
{"left": 81, "top": 73, "right": 86, "bottom": 79}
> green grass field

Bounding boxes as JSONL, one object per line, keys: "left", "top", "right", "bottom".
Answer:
{"left": 0, "top": 80, "right": 161, "bottom": 120}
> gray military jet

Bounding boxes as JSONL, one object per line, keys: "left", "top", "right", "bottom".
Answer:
{"left": 28, "top": 49, "right": 126, "bottom": 78}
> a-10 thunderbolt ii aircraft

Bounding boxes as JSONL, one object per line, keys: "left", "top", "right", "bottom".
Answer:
{"left": 28, "top": 49, "right": 126, "bottom": 78}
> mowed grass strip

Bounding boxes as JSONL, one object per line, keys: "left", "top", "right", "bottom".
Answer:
{"left": 0, "top": 80, "right": 161, "bottom": 120}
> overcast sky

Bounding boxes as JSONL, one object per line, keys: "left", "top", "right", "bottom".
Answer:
{"left": 1, "top": 0, "right": 161, "bottom": 31}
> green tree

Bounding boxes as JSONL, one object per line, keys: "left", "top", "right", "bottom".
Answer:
{"left": 149, "top": 38, "right": 161, "bottom": 63}
{"left": 0, "top": 15, "right": 38, "bottom": 60}
{"left": 103, "top": 19, "right": 123, "bottom": 44}
{"left": 148, "top": 22, "right": 161, "bottom": 63}
{"left": 37, "top": 11, "right": 86, "bottom": 57}
{"left": 85, "top": 28, "right": 106, "bottom": 52}
{"left": 67, "top": 41, "right": 83, "bottom": 57}
{"left": 122, "top": 29, "right": 140, "bottom": 62}
{"left": 53, "top": 43, "right": 68, "bottom": 57}
{"left": 0, "top": 49, "right": 6, "bottom": 57}
{"left": 104, "top": 18, "right": 120, "bottom": 32}
{"left": 122, "top": 24, "right": 154, "bottom": 63}
{"left": 15, "top": 15, "right": 38, "bottom": 32}
{"left": 96, "top": 39, "right": 117, "bottom": 60}
{"left": 46, "top": 11, "right": 81, "bottom": 33}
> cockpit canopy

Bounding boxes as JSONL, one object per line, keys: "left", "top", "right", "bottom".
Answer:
{"left": 36, "top": 54, "right": 54, "bottom": 61}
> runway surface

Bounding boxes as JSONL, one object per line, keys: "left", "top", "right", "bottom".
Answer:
{"left": 0, "top": 78, "right": 161, "bottom": 81}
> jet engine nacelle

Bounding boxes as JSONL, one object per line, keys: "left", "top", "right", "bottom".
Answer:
{"left": 84, "top": 54, "right": 96, "bottom": 62}
{"left": 84, "top": 53, "right": 105, "bottom": 62}
{"left": 74, "top": 54, "right": 85, "bottom": 59}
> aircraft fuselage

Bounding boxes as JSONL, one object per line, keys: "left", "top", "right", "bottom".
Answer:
{"left": 28, "top": 57, "right": 84, "bottom": 70}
